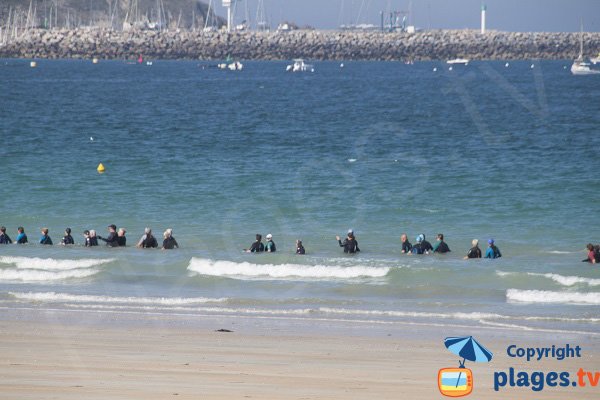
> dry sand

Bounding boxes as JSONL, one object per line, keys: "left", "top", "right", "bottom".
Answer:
{"left": 0, "top": 310, "right": 598, "bottom": 399}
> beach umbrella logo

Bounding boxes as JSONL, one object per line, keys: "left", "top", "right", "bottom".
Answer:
{"left": 438, "top": 336, "right": 493, "bottom": 397}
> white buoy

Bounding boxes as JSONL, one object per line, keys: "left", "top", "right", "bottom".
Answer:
{"left": 449, "top": 66, "right": 453, "bottom": 71}
{"left": 92, "top": 57, "right": 99, "bottom": 64}
{"left": 90, "top": 137, "right": 94, "bottom": 141}
{"left": 530, "top": 64, "right": 535, "bottom": 69}
{"left": 433, "top": 67, "right": 437, "bottom": 72}
{"left": 30, "top": 61, "right": 37, "bottom": 68}
{"left": 340, "top": 63, "right": 344, "bottom": 68}
{"left": 505, "top": 62, "right": 509, "bottom": 67}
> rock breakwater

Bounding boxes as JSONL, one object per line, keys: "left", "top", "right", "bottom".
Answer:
{"left": 1, "top": 28, "right": 599, "bottom": 61}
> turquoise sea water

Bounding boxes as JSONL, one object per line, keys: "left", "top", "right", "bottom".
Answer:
{"left": 0, "top": 59, "right": 599, "bottom": 334}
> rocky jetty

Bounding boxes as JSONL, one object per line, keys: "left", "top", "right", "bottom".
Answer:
{"left": 1, "top": 28, "right": 599, "bottom": 61}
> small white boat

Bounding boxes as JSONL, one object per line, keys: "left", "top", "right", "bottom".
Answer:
{"left": 286, "top": 59, "right": 314, "bottom": 72}
{"left": 571, "top": 22, "right": 600, "bottom": 75}
{"left": 446, "top": 58, "right": 469, "bottom": 65}
{"left": 571, "top": 59, "right": 599, "bottom": 75}
{"left": 589, "top": 53, "right": 600, "bottom": 65}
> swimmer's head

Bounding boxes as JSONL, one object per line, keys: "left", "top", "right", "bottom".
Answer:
{"left": 472, "top": 239, "right": 479, "bottom": 247}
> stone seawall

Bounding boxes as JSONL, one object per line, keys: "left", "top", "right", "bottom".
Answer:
{"left": 1, "top": 28, "right": 599, "bottom": 61}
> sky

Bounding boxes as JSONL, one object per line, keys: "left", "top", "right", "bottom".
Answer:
{"left": 213, "top": 0, "right": 600, "bottom": 32}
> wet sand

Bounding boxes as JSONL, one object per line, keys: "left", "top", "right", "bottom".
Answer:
{"left": 0, "top": 310, "right": 598, "bottom": 399}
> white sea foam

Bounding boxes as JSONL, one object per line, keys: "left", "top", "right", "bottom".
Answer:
{"left": 546, "top": 250, "right": 576, "bottom": 254}
{"left": 9, "top": 292, "right": 228, "bottom": 305}
{"left": 0, "top": 256, "right": 114, "bottom": 270}
{"left": 527, "top": 273, "right": 600, "bottom": 287}
{"left": 187, "top": 258, "right": 390, "bottom": 280}
{"left": 506, "top": 289, "right": 600, "bottom": 305}
{"left": 318, "top": 307, "right": 505, "bottom": 321}
{"left": 0, "top": 268, "right": 99, "bottom": 282}
{"left": 495, "top": 271, "right": 515, "bottom": 277}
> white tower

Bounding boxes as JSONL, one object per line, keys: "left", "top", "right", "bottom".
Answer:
{"left": 481, "top": 4, "right": 486, "bottom": 34}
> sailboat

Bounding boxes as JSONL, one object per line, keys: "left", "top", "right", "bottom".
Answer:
{"left": 571, "top": 21, "right": 600, "bottom": 75}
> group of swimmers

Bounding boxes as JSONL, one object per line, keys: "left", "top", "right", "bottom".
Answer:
{"left": 0, "top": 225, "right": 178, "bottom": 250}
{"left": 243, "top": 229, "right": 502, "bottom": 259}
{"left": 3, "top": 223, "right": 595, "bottom": 262}
{"left": 400, "top": 233, "right": 502, "bottom": 259}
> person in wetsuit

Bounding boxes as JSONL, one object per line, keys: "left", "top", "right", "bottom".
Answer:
{"left": 464, "top": 239, "right": 482, "bottom": 259}
{"left": 433, "top": 233, "right": 451, "bottom": 253}
{"left": 16, "top": 227, "right": 28, "bottom": 244}
{"left": 246, "top": 234, "right": 265, "bottom": 253}
{"left": 485, "top": 239, "right": 502, "bottom": 259}
{"left": 400, "top": 233, "right": 412, "bottom": 254}
{"left": 137, "top": 227, "right": 158, "bottom": 248}
{"left": 89, "top": 230, "right": 99, "bottom": 246}
{"left": 420, "top": 234, "right": 434, "bottom": 253}
{"left": 39, "top": 228, "right": 53, "bottom": 245}
{"left": 61, "top": 227, "right": 75, "bottom": 245}
{"left": 162, "top": 229, "right": 179, "bottom": 250}
{"left": 583, "top": 243, "right": 598, "bottom": 264}
{"left": 0, "top": 226, "right": 12, "bottom": 244}
{"left": 99, "top": 224, "right": 119, "bottom": 247}
{"left": 336, "top": 229, "right": 360, "bottom": 254}
{"left": 296, "top": 239, "right": 305, "bottom": 255}
{"left": 411, "top": 235, "right": 425, "bottom": 255}
{"left": 265, "top": 234, "right": 276, "bottom": 253}
{"left": 117, "top": 228, "right": 127, "bottom": 246}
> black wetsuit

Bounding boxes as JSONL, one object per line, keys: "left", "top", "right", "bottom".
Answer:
{"left": 61, "top": 235, "right": 75, "bottom": 245}
{"left": 265, "top": 240, "right": 276, "bottom": 252}
{"left": 434, "top": 241, "right": 451, "bottom": 254}
{"left": 411, "top": 243, "right": 425, "bottom": 254}
{"left": 296, "top": 245, "right": 305, "bottom": 254}
{"left": 249, "top": 241, "right": 264, "bottom": 253}
{"left": 466, "top": 246, "right": 482, "bottom": 259}
{"left": 339, "top": 237, "right": 360, "bottom": 254}
{"left": 40, "top": 235, "right": 53, "bottom": 245}
{"left": 401, "top": 240, "right": 412, "bottom": 253}
{"left": 117, "top": 236, "right": 126, "bottom": 247}
{"left": 0, "top": 233, "right": 12, "bottom": 244}
{"left": 162, "top": 236, "right": 179, "bottom": 250}
{"left": 99, "top": 232, "right": 119, "bottom": 247}
{"left": 88, "top": 237, "right": 98, "bottom": 246}
{"left": 421, "top": 240, "right": 434, "bottom": 253}
{"left": 140, "top": 234, "right": 158, "bottom": 248}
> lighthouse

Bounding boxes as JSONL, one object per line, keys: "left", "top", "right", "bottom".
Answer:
{"left": 481, "top": 4, "right": 487, "bottom": 34}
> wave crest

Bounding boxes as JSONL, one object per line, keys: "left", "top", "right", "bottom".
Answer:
{"left": 187, "top": 258, "right": 390, "bottom": 280}
{"left": 506, "top": 289, "right": 600, "bottom": 305}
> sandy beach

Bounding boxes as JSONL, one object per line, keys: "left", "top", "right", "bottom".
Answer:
{"left": 1, "top": 308, "right": 597, "bottom": 400}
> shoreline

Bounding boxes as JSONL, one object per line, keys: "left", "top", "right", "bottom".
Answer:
{"left": 1, "top": 308, "right": 598, "bottom": 399}
{"left": 1, "top": 28, "right": 600, "bottom": 61}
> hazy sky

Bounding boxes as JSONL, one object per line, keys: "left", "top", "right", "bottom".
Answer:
{"left": 214, "top": 0, "right": 600, "bottom": 32}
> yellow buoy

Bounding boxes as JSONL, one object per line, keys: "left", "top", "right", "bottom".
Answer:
{"left": 30, "top": 61, "right": 37, "bottom": 68}
{"left": 97, "top": 163, "right": 105, "bottom": 173}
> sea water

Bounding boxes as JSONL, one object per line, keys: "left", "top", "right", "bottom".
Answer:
{"left": 0, "top": 59, "right": 598, "bottom": 334}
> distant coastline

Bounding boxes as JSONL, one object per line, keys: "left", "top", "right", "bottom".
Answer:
{"left": 1, "top": 28, "right": 600, "bottom": 61}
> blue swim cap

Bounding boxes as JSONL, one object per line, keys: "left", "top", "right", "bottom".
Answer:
{"left": 488, "top": 239, "right": 494, "bottom": 244}
{"left": 416, "top": 236, "right": 422, "bottom": 243}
